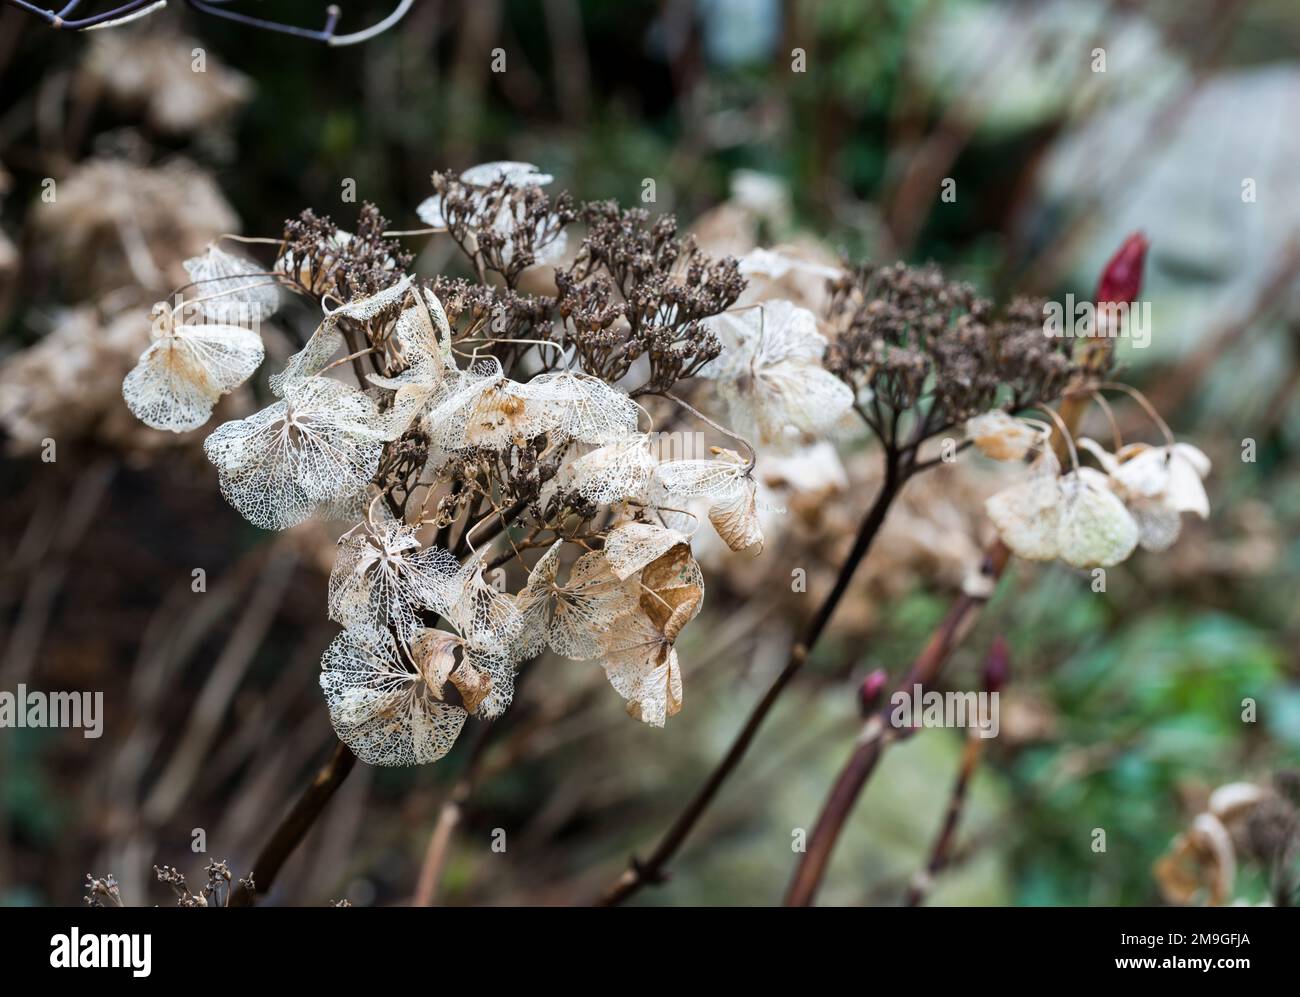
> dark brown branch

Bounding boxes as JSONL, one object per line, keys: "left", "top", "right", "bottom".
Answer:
{"left": 783, "top": 541, "right": 1010, "bottom": 906}
{"left": 228, "top": 742, "right": 357, "bottom": 907}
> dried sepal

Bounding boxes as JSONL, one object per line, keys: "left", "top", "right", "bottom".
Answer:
{"left": 183, "top": 245, "right": 280, "bottom": 322}
{"left": 513, "top": 542, "right": 637, "bottom": 660}
{"left": 602, "top": 612, "right": 684, "bottom": 728}
{"left": 203, "top": 376, "right": 385, "bottom": 530}
{"left": 601, "top": 544, "right": 703, "bottom": 726}
{"left": 328, "top": 521, "right": 459, "bottom": 645}
{"left": 443, "top": 551, "right": 524, "bottom": 656}
{"left": 984, "top": 452, "right": 1062, "bottom": 562}
{"left": 320, "top": 625, "right": 467, "bottom": 766}
{"left": 1154, "top": 813, "right": 1236, "bottom": 906}
{"left": 410, "top": 626, "right": 514, "bottom": 718}
{"left": 269, "top": 321, "right": 344, "bottom": 397}
{"left": 964, "top": 409, "right": 1040, "bottom": 461}
{"left": 1055, "top": 467, "right": 1139, "bottom": 568}
{"left": 700, "top": 300, "right": 853, "bottom": 448}
{"left": 123, "top": 309, "right": 264, "bottom": 433}
{"left": 602, "top": 521, "right": 691, "bottom": 580}
{"left": 656, "top": 448, "right": 763, "bottom": 552}
{"left": 986, "top": 452, "right": 1138, "bottom": 568}
{"left": 269, "top": 275, "right": 415, "bottom": 396}
{"left": 1078, "top": 438, "right": 1211, "bottom": 552}
{"left": 565, "top": 433, "right": 658, "bottom": 506}
{"left": 525, "top": 369, "right": 639, "bottom": 445}
{"left": 422, "top": 360, "right": 585, "bottom": 452}
{"left": 366, "top": 288, "right": 457, "bottom": 438}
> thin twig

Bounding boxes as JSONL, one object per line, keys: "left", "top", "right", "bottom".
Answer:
{"left": 882, "top": 631, "right": 1003, "bottom": 911}
{"left": 783, "top": 541, "right": 1010, "bottom": 906}
{"left": 905, "top": 727, "right": 987, "bottom": 906}
{"left": 411, "top": 722, "right": 496, "bottom": 906}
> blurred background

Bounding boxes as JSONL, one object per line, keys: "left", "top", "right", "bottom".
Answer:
{"left": 1, "top": 0, "right": 1298, "bottom": 906}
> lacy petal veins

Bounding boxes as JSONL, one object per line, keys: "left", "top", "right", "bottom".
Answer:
{"left": 701, "top": 299, "right": 854, "bottom": 448}
{"left": 203, "top": 376, "right": 385, "bottom": 530}
{"left": 123, "top": 308, "right": 264, "bottom": 432}
{"left": 320, "top": 624, "right": 467, "bottom": 766}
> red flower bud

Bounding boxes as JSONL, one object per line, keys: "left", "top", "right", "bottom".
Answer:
{"left": 1094, "top": 232, "right": 1149, "bottom": 306}
{"left": 982, "top": 636, "right": 1010, "bottom": 695}
{"left": 858, "top": 668, "right": 889, "bottom": 716}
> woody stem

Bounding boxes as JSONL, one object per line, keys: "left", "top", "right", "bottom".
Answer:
{"left": 783, "top": 541, "right": 1010, "bottom": 906}
{"left": 228, "top": 741, "right": 357, "bottom": 906}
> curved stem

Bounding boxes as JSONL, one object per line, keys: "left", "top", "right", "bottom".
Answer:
{"left": 905, "top": 733, "right": 984, "bottom": 906}
{"left": 4, "top": 0, "right": 162, "bottom": 29}
{"left": 329, "top": 0, "right": 414, "bottom": 46}
{"left": 660, "top": 390, "right": 757, "bottom": 471}
{"left": 1097, "top": 381, "right": 1176, "bottom": 449}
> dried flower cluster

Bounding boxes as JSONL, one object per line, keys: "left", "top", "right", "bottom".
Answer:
{"left": 968, "top": 397, "right": 1210, "bottom": 568}
{"left": 556, "top": 202, "right": 746, "bottom": 394}
{"left": 81, "top": 30, "right": 251, "bottom": 134}
{"left": 824, "top": 262, "right": 1074, "bottom": 446}
{"left": 117, "top": 165, "right": 1207, "bottom": 769}
{"left": 116, "top": 164, "right": 770, "bottom": 765}
{"left": 84, "top": 861, "right": 254, "bottom": 907}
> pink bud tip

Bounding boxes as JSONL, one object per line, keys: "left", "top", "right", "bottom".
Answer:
{"left": 983, "top": 636, "right": 1010, "bottom": 694}
{"left": 858, "top": 668, "right": 889, "bottom": 716}
{"left": 1094, "top": 232, "right": 1149, "bottom": 306}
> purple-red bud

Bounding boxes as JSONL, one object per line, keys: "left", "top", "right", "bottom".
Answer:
{"left": 858, "top": 668, "right": 889, "bottom": 716}
{"left": 983, "top": 636, "right": 1010, "bottom": 695}
{"left": 1094, "top": 232, "right": 1149, "bottom": 306}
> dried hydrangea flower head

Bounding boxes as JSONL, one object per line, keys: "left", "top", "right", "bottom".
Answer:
{"left": 1155, "top": 774, "right": 1300, "bottom": 906}
{"left": 35, "top": 157, "right": 239, "bottom": 295}
{"left": 116, "top": 174, "right": 1197, "bottom": 775}
{"left": 82, "top": 30, "right": 251, "bottom": 133}
{"left": 825, "top": 262, "right": 1076, "bottom": 447}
